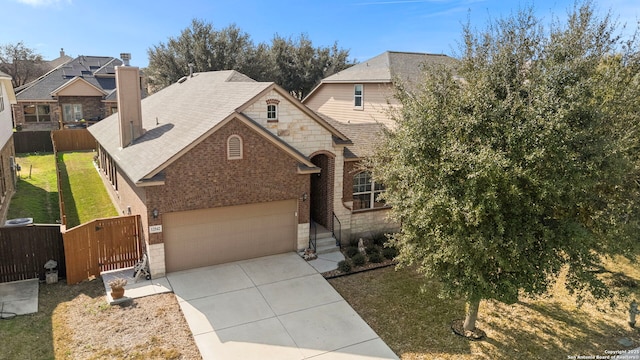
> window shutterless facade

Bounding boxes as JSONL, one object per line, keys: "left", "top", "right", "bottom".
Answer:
{"left": 354, "top": 84, "right": 363, "bottom": 109}
{"left": 352, "top": 171, "right": 386, "bottom": 210}
{"left": 24, "top": 104, "right": 51, "bottom": 122}
{"left": 62, "top": 104, "right": 83, "bottom": 121}
{"left": 267, "top": 104, "right": 277, "bottom": 120}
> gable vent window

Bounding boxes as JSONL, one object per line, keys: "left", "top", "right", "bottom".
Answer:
{"left": 227, "top": 135, "right": 243, "bottom": 160}
{"left": 266, "top": 98, "right": 280, "bottom": 122}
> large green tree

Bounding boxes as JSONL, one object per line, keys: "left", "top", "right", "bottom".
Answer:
{"left": 146, "top": 19, "right": 353, "bottom": 97}
{"left": 0, "top": 41, "right": 45, "bottom": 87}
{"left": 371, "top": 1, "right": 640, "bottom": 334}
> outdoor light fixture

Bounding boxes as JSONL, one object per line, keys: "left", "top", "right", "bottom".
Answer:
{"left": 152, "top": 208, "right": 159, "bottom": 219}
{"left": 302, "top": 193, "right": 308, "bottom": 202}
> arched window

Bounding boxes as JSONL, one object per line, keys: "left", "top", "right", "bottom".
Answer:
{"left": 352, "top": 171, "right": 386, "bottom": 210}
{"left": 227, "top": 135, "right": 243, "bottom": 160}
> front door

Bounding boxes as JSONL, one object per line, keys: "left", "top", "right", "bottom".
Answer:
{"left": 310, "top": 153, "right": 333, "bottom": 229}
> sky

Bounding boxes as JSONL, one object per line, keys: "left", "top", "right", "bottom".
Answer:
{"left": 2, "top": 0, "right": 639, "bottom": 68}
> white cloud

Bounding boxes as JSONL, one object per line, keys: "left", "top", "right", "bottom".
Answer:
{"left": 15, "top": 0, "right": 71, "bottom": 7}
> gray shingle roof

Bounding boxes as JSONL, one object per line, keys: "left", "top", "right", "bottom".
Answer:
{"left": 16, "top": 55, "right": 122, "bottom": 100}
{"left": 321, "top": 51, "right": 458, "bottom": 84}
{"left": 315, "top": 112, "right": 385, "bottom": 159}
{"left": 89, "top": 70, "right": 273, "bottom": 183}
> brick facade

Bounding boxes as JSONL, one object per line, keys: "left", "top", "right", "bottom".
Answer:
{"left": 12, "top": 102, "right": 60, "bottom": 131}
{"left": 100, "top": 117, "right": 310, "bottom": 247}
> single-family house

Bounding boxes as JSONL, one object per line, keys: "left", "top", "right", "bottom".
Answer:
{"left": 13, "top": 54, "right": 143, "bottom": 131}
{"left": 90, "top": 65, "right": 362, "bottom": 277}
{"left": 0, "top": 71, "right": 17, "bottom": 219}
{"left": 90, "top": 52, "right": 455, "bottom": 277}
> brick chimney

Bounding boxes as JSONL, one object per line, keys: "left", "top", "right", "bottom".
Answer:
{"left": 115, "top": 53, "right": 142, "bottom": 148}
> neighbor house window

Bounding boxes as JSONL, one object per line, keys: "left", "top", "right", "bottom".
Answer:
{"left": 62, "top": 104, "right": 83, "bottom": 121}
{"left": 353, "top": 171, "right": 386, "bottom": 210}
{"left": 24, "top": 104, "right": 51, "bottom": 122}
{"left": 227, "top": 135, "right": 243, "bottom": 160}
{"left": 354, "top": 84, "right": 363, "bottom": 109}
{"left": 0, "top": 87, "right": 4, "bottom": 112}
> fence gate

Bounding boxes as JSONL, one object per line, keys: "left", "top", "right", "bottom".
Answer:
{"left": 63, "top": 215, "right": 142, "bottom": 285}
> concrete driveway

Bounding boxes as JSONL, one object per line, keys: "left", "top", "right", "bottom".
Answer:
{"left": 166, "top": 253, "right": 398, "bottom": 360}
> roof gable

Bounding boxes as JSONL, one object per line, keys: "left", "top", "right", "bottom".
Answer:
{"left": 16, "top": 55, "right": 122, "bottom": 100}
{"left": 51, "top": 77, "right": 106, "bottom": 96}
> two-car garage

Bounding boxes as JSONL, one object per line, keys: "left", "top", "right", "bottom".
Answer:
{"left": 163, "top": 199, "right": 298, "bottom": 273}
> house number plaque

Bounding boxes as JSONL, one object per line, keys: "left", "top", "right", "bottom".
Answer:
{"left": 149, "top": 225, "right": 163, "bottom": 234}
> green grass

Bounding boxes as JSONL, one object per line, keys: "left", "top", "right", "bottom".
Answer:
{"left": 57, "top": 152, "right": 117, "bottom": 228}
{"left": 7, "top": 153, "right": 59, "bottom": 223}
{"left": 329, "top": 259, "right": 640, "bottom": 360}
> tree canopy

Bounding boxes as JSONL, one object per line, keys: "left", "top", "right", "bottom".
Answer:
{"left": 370, "top": 1, "right": 640, "bottom": 333}
{"left": 0, "top": 41, "right": 45, "bottom": 88}
{"left": 146, "top": 19, "right": 353, "bottom": 98}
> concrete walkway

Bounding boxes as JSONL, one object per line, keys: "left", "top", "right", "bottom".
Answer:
{"left": 167, "top": 252, "right": 398, "bottom": 360}
{"left": 0, "top": 278, "right": 38, "bottom": 315}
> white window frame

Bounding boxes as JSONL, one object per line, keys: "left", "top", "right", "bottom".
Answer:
{"left": 352, "top": 171, "right": 385, "bottom": 210}
{"left": 354, "top": 84, "right": 364, "bottom": 109}
{"left": 63, "top": 103, "right": 83, "bottom": 122}
{"left": 0, "top": 86, "right": 4, "bottom": 113}
{"left": 267, "top": 104, "right": 278, "bottom": 121}
{"left": 227, "top": 135, "right": 243, "bottom": 160}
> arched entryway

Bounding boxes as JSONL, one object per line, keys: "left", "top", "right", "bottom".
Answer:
{"left": 310, "top": 153, "right": 334, "bottom": 229}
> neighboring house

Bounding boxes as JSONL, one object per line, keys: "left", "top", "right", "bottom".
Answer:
{"left": 303, "top": 51, "right": 459, "bottom": 236}
{"left": 304, "top": 50, "right": 458, "bottom": 128}
{"left": 0, "top": 71, "right": 17, "bottom": 220}
{"left": 13, "top": 54, "right": 142, "bottom": 131}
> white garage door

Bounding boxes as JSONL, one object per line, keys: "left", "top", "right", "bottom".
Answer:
{"left": 164, "top": 199, "right": 297, "bottom": 272}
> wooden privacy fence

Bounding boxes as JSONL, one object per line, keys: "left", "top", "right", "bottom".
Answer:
{"left": 14, "top": 131, "right": 53, "bottom": 153}
{"left": 51, "top": 129, "right": 96, "bottom": 152}
{"left": 0, "top": 225, "right": 65, "bottom": 283}
{"left": 63, "top": 215, "right": 142, "bottom": 285}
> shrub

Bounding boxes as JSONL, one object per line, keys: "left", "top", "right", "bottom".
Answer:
{"left": 382, "top": 247, "right": 398, "bottom": 260}
{"left": 337, "top": 260, "right": 352, "bottom": 273}
{"left": 345, "top": 246, "right": 360, "bottom": 258}
{"left": 365, "top": 244, "right": 379, "bottom": 255}
{"left": 352, "top": 253, "right": 366, "bottom": 267}
{"left": 371, "top": 232, "right": 388, "bottom": 247}
{"left": 369, "top": 252, "right": 383, "bottom": 263}
{"left": 348, "top": 236, "right": 360, "bottom": 247}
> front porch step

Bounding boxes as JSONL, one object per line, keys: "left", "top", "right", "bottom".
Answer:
{"left": 315, "top": 236, "right": 340, "bottom": 255}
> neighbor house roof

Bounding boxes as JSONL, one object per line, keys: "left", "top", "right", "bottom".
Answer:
{"left": 90, "top": 70, "right": 349, "bottom": 185}
{"left": 15, "top": 55, "right": 123, "bottom": 100}
{"left": 323, "top": 51, "right": 457, "bottom": 83}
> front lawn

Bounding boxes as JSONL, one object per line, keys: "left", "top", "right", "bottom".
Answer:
{"left": 329, "top": 255, "right": 640, "bottom": 359}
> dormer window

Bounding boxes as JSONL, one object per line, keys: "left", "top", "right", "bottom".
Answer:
{"left": 266, "top": 99, "right": 280, "bottom": 122}
{"left": 227, "top": 135, "right": 243, "bottom": 160}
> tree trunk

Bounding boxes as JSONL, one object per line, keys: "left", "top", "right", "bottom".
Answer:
{"left": 463, "top": 299, "right": 480, "bottom": 331}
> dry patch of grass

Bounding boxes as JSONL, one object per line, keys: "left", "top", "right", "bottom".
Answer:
{"left": 329, "top": 255, "right": 640, "bottom": 360}
{"left": 53, "top": 281, "right": 201, "bottom": 360}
